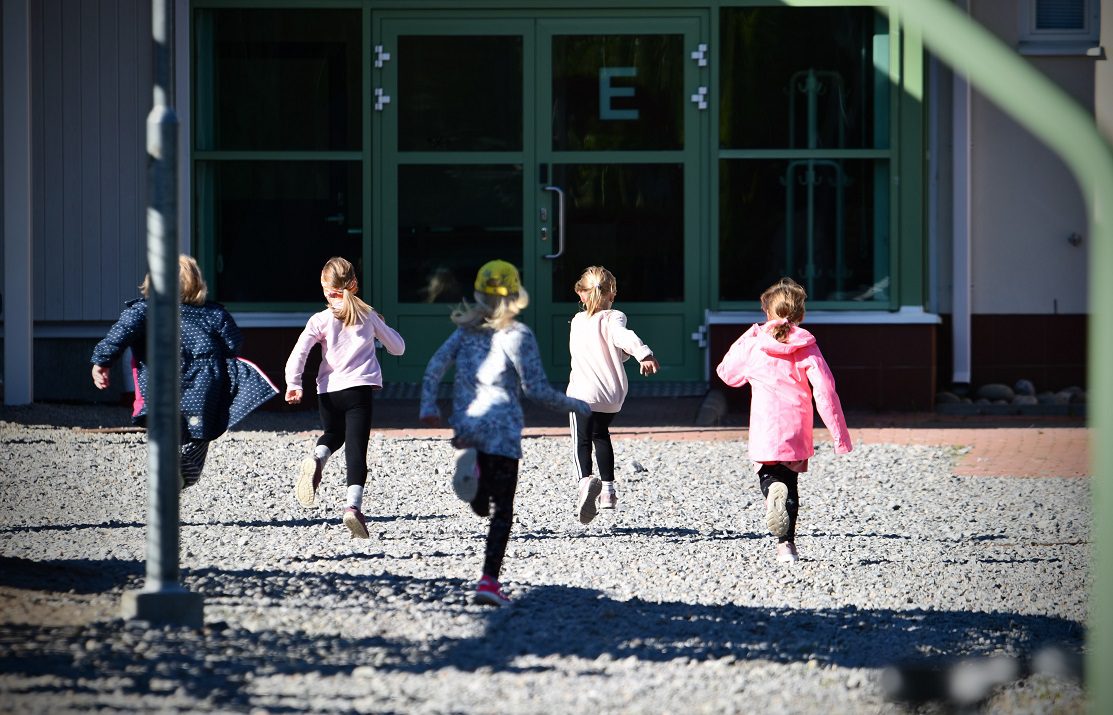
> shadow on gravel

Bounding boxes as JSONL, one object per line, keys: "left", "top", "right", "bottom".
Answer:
{"left": 0, "top": 557, "right": 1084, "bottom": 711}
{"left": 0, "top": 556, "right": 143, "bottom": 593}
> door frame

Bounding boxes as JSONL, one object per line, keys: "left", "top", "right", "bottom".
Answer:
{"left": 372, "top": 9, "right": 710, "bottom": 383}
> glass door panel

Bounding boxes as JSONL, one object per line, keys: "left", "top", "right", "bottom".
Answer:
{"left": 537, "top": 18, "right": 705, "bottom": 380}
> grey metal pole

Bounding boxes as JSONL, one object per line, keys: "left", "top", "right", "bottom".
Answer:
{"left": 120, "top": 0, "right": 202, "bottom": 628}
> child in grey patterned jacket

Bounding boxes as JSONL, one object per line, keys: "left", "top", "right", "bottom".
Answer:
{"left": 420, "top": 259, "right": 590, "bottom": 607}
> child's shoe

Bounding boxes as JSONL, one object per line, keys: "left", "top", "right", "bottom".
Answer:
{"left": 577, "top": 476, "right": 602, "bottom": 524}
{"left": 343, "top": 506, "right": 369, "bottom": 539}
{"left": 765, "top": 482, "right": 790, "bottom": 538}
{"left": 474, "top": 574, "right": 511, "bottom": 607}
{"left": 453, "top": 447, "right": 480, "bottom": 502}
{"left": 599, "top": 485, "right": 618, "bottom": 510}
{"left": 296, "top": 455, "right": 324, "bottom": 506}
{"left": 776, "top": 541, "right": 799, "bottom": 563}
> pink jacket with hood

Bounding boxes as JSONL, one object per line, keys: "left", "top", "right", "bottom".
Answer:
{"left": 716, "top": 319, "right": 852, "bottom": 463}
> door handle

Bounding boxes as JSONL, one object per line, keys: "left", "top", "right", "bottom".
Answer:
{"left": 542, "top": 185, "right": 565, "bottom": 259}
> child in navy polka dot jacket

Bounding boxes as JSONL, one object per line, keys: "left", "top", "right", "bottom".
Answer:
{"left": 91, "top": 255, "right": 279, "bottom": 489}
{"left": 284, "top": 257, "right": 406, "bottom": 540}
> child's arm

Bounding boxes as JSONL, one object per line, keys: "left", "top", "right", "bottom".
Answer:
{"left": 419, "top": 329, "right": 461, "bottom": 425}
{"left": 605, "top": 311, "right": 658, "bottom": 375}
{"left": 510, "top": 329, "right": 590, "bottom": 415}
{"left": 284, "top": 317, "right": 322, "bottom": 405}
{"left": 370, "top": 311, "right": 406, "bottom": 356}
{"left": 90, "top": 302, "right": 147, "bottom": 388}
{"left": 216, "top": 308, "right": 244, "bottom": 356}
{"left": 714, "top": 326, "right": 757, "bottom": 387}
{"left": 804, "top": 350, "right": 853, "bottom": 454}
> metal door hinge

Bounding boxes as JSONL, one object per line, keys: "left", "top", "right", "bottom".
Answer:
{"left": 690, "top": 86, "right": 708, "bottom": 110}
{"left": 374, "top": 45, "right": 391, "bottom": 68}
{"left": 690, "top": 323, "right": 708, "bottom": 348}
{"left": 690, "top": 43, "right": 708, "bottom": 67}
{"left": 375, "top": 87, "right": 391, "bottom": 111}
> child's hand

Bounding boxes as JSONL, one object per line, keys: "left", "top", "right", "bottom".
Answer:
{"left": 91, "top": 365, "right": 110, "bottom": 390}
{"left": 285, "top": 388, "right": 303, "bottom": 405}
{"left": 639, "top": 356, "right": 660, "bottom": 376}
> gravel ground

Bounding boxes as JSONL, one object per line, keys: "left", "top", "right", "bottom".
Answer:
{"left": 0, "top": 404, "right": 1090, "bottom": 714}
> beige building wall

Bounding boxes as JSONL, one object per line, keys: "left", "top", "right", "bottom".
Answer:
{"left": 968, "top": 1, "right": 1094, "bottom": 314}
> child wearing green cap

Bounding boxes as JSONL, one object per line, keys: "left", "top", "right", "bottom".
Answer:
{"left": 419, "top": 259, "right": 590, "bottom": 607}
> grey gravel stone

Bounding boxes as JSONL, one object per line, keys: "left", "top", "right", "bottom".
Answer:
{"left": 0, "top": 405, "right": 1089, "bottom": 714}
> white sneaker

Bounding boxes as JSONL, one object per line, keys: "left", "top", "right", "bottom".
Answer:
{"left": 295, "top": 455, "right": 323, "bottom": 507}
{"left": 453, "top": 448, "right": 480, "bottom": 502}
{"left": 776, "top": 542, "right": 799, "bottom": 563}
{"left": 765, "top": 482, "right": 789, "bottom": 538}
{"left": 577, "top": 477, "right": 602, "bottom": 524}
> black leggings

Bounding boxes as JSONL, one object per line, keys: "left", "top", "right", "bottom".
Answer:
{"left": 316, "top": 385, "right": 375, "bottom": 487}
{"left": 758, "top": 463, "right": 800, "bottom": 543}
{"left": 570, "top": 410, "right": 617, "bottom": 482}
{"left": 471, "top": 452, "right": 519, "bottom": 580}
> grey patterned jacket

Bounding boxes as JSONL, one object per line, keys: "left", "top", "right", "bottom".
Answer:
{"left": 420, "top": 322, "right": 589, "bottom": 459}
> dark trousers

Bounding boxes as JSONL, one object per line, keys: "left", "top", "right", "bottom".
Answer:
{"left": 471, "top": 452, "right": 520, "bottom": 580}
{"left": 570, "top": 410, "right": 617, "bottom": 481}
{"left": 180, "top": 439, "right": 210, "bottom": 488}
{"left": 758, "top": 463, "right": 800, "bottom": 543}
{"left": 316, "top": 385, "right": 375, "bottom": 487}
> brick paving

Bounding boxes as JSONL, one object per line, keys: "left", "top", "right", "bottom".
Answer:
{"left": 364, "top": 398, "right": 1090, "bottom": 480}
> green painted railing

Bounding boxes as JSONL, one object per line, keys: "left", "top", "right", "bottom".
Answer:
{"left": 883, "top": 2, "right": 1113, "bottom": 712}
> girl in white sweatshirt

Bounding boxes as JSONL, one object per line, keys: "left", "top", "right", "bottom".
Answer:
{"left": 566, "top": 266, "right": 660, "bottom": 524}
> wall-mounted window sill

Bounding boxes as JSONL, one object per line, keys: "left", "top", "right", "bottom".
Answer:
{"left": 1017, "top": 42, "right": 1104, "bottom": 57}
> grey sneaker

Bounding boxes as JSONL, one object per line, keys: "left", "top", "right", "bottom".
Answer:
{"left": 453, "top": 448, "right": 480, "bottom": 502}
{"left": 765, "top": 482, "right": 789, "bottom": 538}
{"left": 577, "top": 477, "right": 602, "bottom": 524}
{"left": 776, "top": 541, "right": 799, "bottom": 563}
{"left": 599, "top": 487, "right": 618, "bottom": 510}
{"left": 296, "top": 455, "right": 324, "bottom": 506}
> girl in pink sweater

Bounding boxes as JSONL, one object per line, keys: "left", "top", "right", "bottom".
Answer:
{"left": 566, "top": 266, "right": 660, "bottom": 524}
{"left": 715, "top": 277, "right": 852, "bottom": 562}
{"left": 285, "top": 257, "right": 406, "bottom": 539}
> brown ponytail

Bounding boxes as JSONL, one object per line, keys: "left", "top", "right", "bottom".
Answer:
{"left": 760, "top": 277, "right": 807, "bottom": 342}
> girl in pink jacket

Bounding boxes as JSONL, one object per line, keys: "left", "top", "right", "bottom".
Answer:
{"left": 715, "top": 277, "right": 852, "bottom": 562}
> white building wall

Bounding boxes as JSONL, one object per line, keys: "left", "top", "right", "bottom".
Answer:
{"left": 31, "top": 0, "right": 151, "bottom": 322}
{"left": 969, "top": 1, "right": 1093, "bottom": 315}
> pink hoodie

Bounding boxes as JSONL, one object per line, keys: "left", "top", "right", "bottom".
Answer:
{"left": 715, "top": 320, "right": 852, "bottom": 463}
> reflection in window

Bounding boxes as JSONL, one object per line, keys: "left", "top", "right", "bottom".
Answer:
{"left": 398, "top": 36, "right": 522, "bottom": 152}
{"left": 201, "top": 161, "right": 362, "bottom": 303}
{"left": 550, "top": 164, "right": 683, "bottom": 302}
{"left": 552, "top": 35, "right": 684, "bottom": 151}
{"left": 194, "top": 9, "right": 361, "bottom": 151}
{"left": 719, "top": 7, "right": 887, "bottom": 150}
{"left": 397, "top": 165, "right": 523, "bottom": 303}
{"left": 719, "top": 159, "right": 889, "bottom": 303}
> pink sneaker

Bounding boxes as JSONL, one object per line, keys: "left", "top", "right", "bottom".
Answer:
{"left": 296, "top": 455, "right": 324, "bottom": 507}
{"left": 599, "top": 486, "right": 618, "bottom": 510}
{"left": 343, "top": 506, "right": 369, "bottom": 539}
{"left": 474, "top": 574, "right": 510, "bottom": 607}
{"left": 776, "top": 541, "right": 799, "bottom": 563}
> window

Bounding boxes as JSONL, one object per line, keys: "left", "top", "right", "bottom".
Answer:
{"left": 1019, "top": 0, "right": 1101, "bottom": 54}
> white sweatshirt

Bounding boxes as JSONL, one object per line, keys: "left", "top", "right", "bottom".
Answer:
{"left": 566, "top": 309, "right": 654, "bottom": 413}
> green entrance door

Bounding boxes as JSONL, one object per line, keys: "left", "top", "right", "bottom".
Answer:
{"left": 376, "top": 14, "right": 707, "bottom": 385}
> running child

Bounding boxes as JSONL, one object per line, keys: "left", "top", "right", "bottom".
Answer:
{"left": 566, "top": 265, "right": 659, "bottom": 524}
{"left": 284, "top": 256, "right": 406, "bottom": 539}
{"left": 715, "top": 277, "right": 852, "bottom": 562}
{"left": 90, "top": 254, "right": 278, "bottom": 489}
{"left": 419, "top": 259, "right": 590, "bottom": 606}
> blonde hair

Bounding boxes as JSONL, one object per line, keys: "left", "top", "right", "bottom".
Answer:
{"left": 451, "top": 288, "right": 530, "bottom": 331}
{"left": 575, "top": 266, "right": 617, "bottom": 316}
{"left": 140, "top": 254, "right": 207, "bottom": 306}
{"left": 321, "top": 256, "right": 372, "bottom": 328}
{"left": 760, "top": 277, "right": 807, "bottom": 343}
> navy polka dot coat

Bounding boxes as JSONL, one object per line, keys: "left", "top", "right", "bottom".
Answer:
{"left": 91, "top": 298, "right": 278, "bottom": 440}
